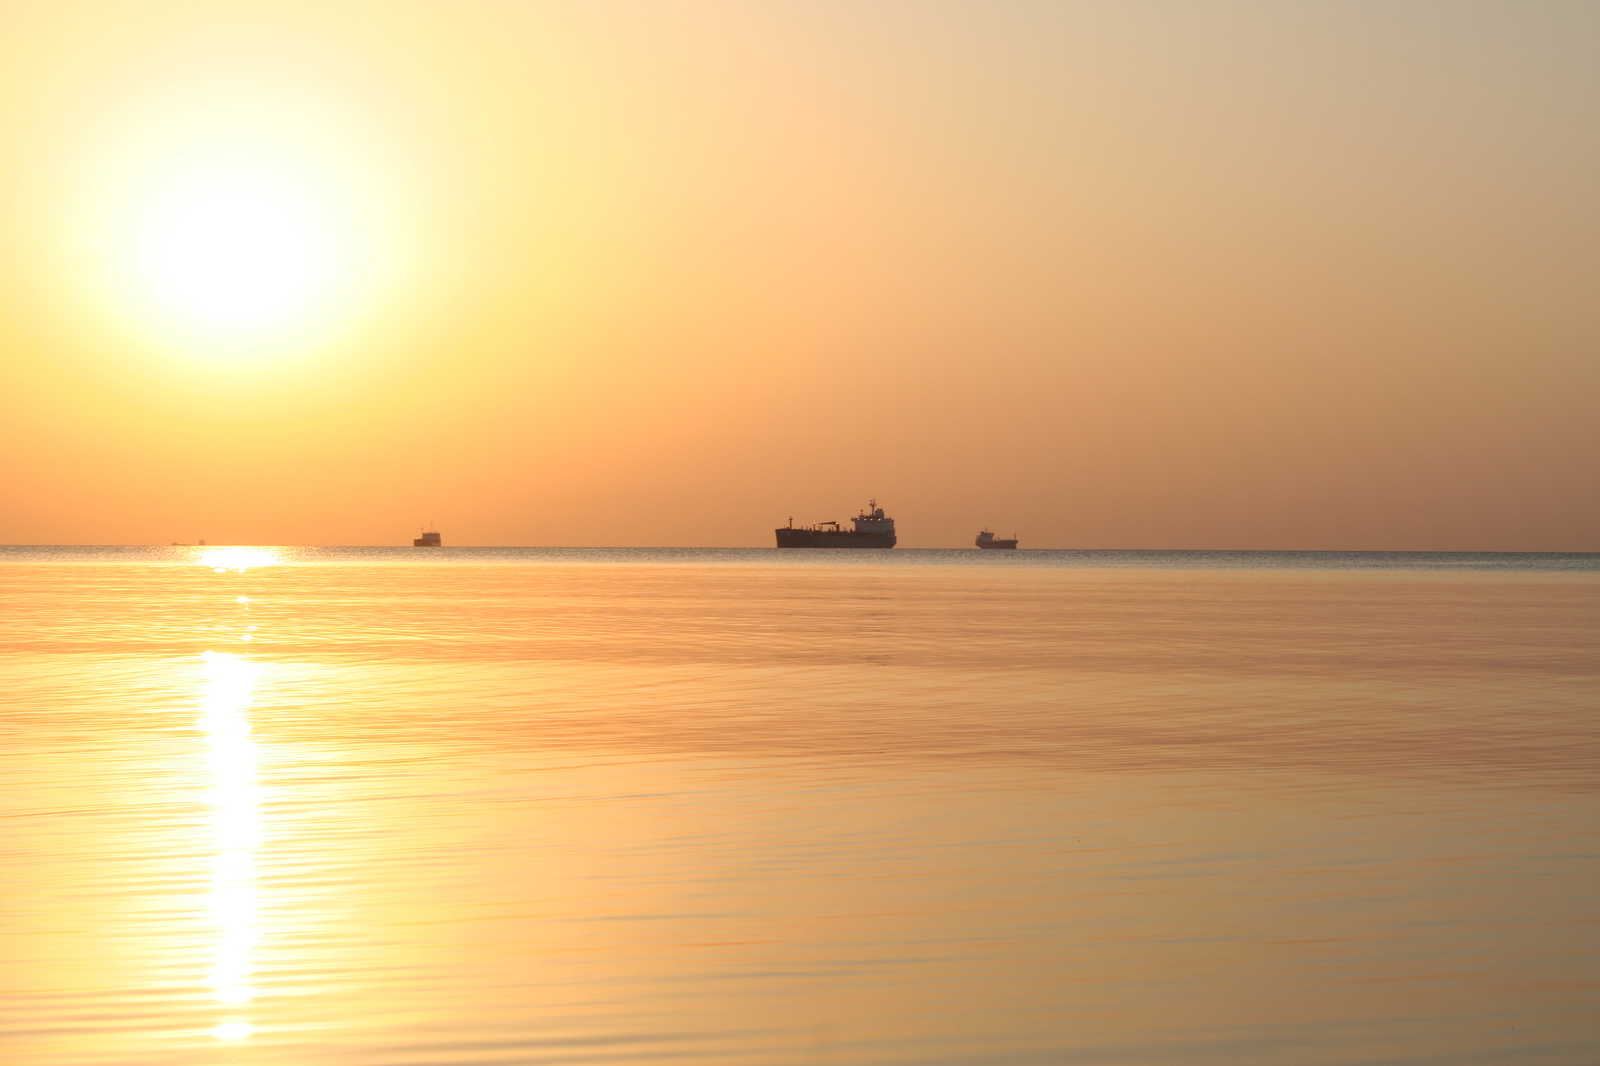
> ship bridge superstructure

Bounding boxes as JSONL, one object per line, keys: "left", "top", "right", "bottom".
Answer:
{"left": 852, "top": 500, "right": 895, "bottom": 536}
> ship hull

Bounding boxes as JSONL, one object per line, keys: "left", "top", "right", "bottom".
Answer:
{"left": 977, "top": 541, "right": 1018, "bottom": 550}
{"left": 775, "top": 529, "right": 897, "bottom": 549}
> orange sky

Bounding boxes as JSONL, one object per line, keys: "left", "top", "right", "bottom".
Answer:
{"left": 1, "top": 1, "right": 1595, "bottom": 549}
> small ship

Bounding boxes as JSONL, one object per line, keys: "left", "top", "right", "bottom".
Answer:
{"left": 413, "top": 528, "right": 442, "bottom": 547}
{"left": 975, "top": 530, "right": 1018, "bottom": 549}
{"left": 776, "top": 500, "right": 896, "bottom": 548}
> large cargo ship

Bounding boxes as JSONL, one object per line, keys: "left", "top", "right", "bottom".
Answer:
{"left": 776, "top": 500, "right": 897, "bottom": 548}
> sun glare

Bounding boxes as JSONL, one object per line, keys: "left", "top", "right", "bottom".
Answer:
{"left": 121, "top": 159, "right": 357, "bottom": 349}
{"left": 198, "top": 547, "right": 280, "bottom": 572}
{"left": 144, "top": 177, "right": 334, "bottom": 330}
{"left": 77, "top": 83, "right": 396, "bottom": 359}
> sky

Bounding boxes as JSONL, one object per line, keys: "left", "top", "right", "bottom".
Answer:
{"left": 0, "top": 0, "right": 1595, "bottom": 549}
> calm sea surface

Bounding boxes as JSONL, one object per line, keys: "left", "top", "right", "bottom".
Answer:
{"left": 3, "top": 547, "right": 1597, "bottom": 1065}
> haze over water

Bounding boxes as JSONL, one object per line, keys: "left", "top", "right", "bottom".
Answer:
{"left": 3, "top": 548, "right": 1596, "bottom": 1065}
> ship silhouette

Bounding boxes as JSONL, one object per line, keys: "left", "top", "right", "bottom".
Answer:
{"left": 776, "top": 500, "right": 896, "bottom": 548}
{"left": 975, "top": 530, "right": 1018, "bottom": 549}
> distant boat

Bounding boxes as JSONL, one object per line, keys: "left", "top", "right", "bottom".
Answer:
{"left": 975, "top": 530, "right": 1018, "bottom": 549}
{"left": 413, "top": 529, "right": 442, "bottom": 547}
{"left": 776, "top": 500, "right": 897, "bottom": 548}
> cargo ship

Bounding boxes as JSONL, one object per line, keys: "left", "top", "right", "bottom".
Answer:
{"left": 975, "top": 530, "right": 1018, "bottom": 549}
{"left": 776, "top": 500, "right": 897, "bottom": 548}
{"left": 413, "top": 528, "right": 442, "bottom": 547}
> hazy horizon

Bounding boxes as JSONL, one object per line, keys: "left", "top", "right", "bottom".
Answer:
{"left": 7, "top": 542, "right": 1600, "bottom": 555}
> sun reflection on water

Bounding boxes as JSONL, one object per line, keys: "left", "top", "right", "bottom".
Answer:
{"left": 197, "top": 547, "right": 280, "bottom": 573}
{"left": 197, "top": 651, "right": 262, "bottom": 1036}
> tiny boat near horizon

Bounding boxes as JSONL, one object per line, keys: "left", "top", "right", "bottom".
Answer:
{"left": 975, "top": 530, "right": 1018, "bottom": 549}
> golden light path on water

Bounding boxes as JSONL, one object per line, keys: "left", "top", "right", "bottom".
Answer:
{"left": 198, "top": 651, "right": 261, "bottom": 1042}
{"left": 199, "top": 547, "right": 281, "bottom": 574}
{"left": 195, "top": 544, "right": 277, "bottom": 1042}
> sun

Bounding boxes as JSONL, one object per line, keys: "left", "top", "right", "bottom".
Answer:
{"left": 119, "top": 156, "right": 359, "bottom": 349}
{"left": 79, "top": 83, "right": 395, "bottom": 358}
{"left": 142, "top": 173, "right": 337, "bottom": 331}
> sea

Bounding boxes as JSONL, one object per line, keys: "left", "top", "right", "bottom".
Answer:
{"left": 2, "top": 546, "right": 1597, "bottom": 1065}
